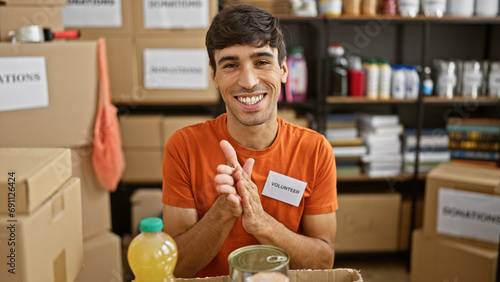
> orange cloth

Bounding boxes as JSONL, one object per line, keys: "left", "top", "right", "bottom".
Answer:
{"left": 162, "top": 114, "right": 337, "bottom": 277}
{"left": 92, "top": 38, "right": 125, "bottom": 192}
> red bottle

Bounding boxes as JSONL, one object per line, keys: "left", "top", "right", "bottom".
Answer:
{"left": 347, "top": 56, "right": 366, "bottom": 97}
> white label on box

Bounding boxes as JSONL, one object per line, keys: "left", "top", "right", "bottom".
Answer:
{"left": 143, "top": 0, "right": 209, "bottom": 29}
{"left": 262, "top": 171, "right": 307, "bottom": 207}
{"left": 437, "top": 188, "right": 500, "bottom": 243}
{"left": 0, "top": 57, "right": 49, "bottom": 112}
{"left": 62, "top": 0, "right": 122, "bottom": 27}
{"left": 143, "top": 48, "right": 208, "bottom": 90}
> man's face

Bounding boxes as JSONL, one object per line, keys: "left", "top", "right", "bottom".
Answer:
{"left": 211, "top": 44, "right": 288, "bottom": 127}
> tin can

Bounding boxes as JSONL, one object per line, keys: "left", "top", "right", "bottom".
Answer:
{"left": 228, "top": 245, "right": 289, "bottom": 282}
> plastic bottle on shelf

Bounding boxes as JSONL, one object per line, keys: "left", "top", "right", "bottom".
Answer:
{"left": 285, "top": 46, "right": 308, "bottom": 102}
{"left": 422, "top": 0, "right": 447, "bottom": 17}
{"left": 447, "top": 0, "right": 474, "bottom": 17}
{"left": 378, "top": 58, "right": 392, "bottom": 99}
{"left": 128, "top": 217, "right": 178, "bottom": 282}
{"left": 364, "top": 58, "right": 380, "bottom": 99}
{"left": 476, "top": 0, "right": 499, "bottom": 17}
{"left": 437, "top": 60, "right": 457, "bottom": 99}
{"left": 461, "top": 60, "right": 483, "bottom": 99}
{"left": 398, "top": 0, "right": 420, "bottom": 17}
{"left": 382, "top": 0, "right": 397, "bottom": 15}
{"left": 391, "top": 65, "right": 406, "bottom": 99}
{"left": 347, "top": 56, "right": 366, "bottom": 97}
{"left": 343, "top": 0, "right": 361, "bottom": 15}
{"left": 422, "top": 66, "right": 434, "bottom": 96}
{"left": 405, "top": 65, "right": 420, "bottom": 99}
{"left": 319, "top": 0, "right": 343, "bottom": 16}
{"left": 327, "top": 44, "right": 348, "bottom": 97}
{"left": 362, "top": 0, "right": 378, "bottom": 15}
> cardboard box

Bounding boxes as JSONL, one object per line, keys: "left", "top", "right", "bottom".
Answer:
{"left": 0, "top": 148, "right": 72, "bottom": 214}
{"left": 76, "top": 33, "right": 138, "bottom": 104}
{"left": 120, "top": 114, "right": 163, "bottom": 149}
{"left": 161, "top": 115, "right": 212, "bottom": 146}
{"left": 71, "top": 146, "right": 112, "bottom": 239}
{"left": 0, "top": 5, "right": 64, "bottom": 41}
{"left": 122, "top": 150, "right": 163, "bottom": 184}
{"left": 410, "top": 229, "right": 498, "bottom": 282}
{"left": 74, "top": 231, "right": 123, "bottom": 282}
{"left": 0, "top": 178, "right": 83, "bottom": 282}
{"left": 335, "top": 192, "right": 401, "bottom": 252}
{"left": 423, "top": 163, "right": 500, "bottom": 250}
{"left": 133, "top": 0, "right": 218, "bottom": 36}
{"left": 62, "top": 0, "right": 133, "bottom": 34}
{"left": 130, "top": 188, "right": 163, "bottom": 234}
{"left": 176, "top": 268, "right": 363, "bottom": 282}
{"left": 0, "top": 41, "right": 98, "bottom": 147}
{"left": 134, "top": 37, "right": 219, "bottom": 105}
{"left": 0, "top": 0, "right": 67, "bottom": 5}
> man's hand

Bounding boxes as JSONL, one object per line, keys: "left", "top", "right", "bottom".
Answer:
{"left": 215, "top": 140, "right": 270, "bottom": 235}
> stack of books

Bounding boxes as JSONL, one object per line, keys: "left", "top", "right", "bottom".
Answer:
{"left": 327, "top": 113, "right": 365, "bottom": 177}
{"left": 358, "top": 114, "right": 403, "bottom": 178}
{"left": 403, "top": 128, "right": 450, "bottom": 173}
{"left": 446, "top": 117, "right": 500, "bottom": 167}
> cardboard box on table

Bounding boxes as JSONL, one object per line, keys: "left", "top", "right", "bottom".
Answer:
{"left": 134, "top": 35, "right": 219, "bottom": 105}
{"left": 0, "top": 177, "right": 83, "bottom": 282}
{"left": 335, "top": 192, "right": 401, "bottom": 252}
{"left": 0, "top": 41, "right": 113, "bottom": 239}
{"left": 176, "top": 269, "right": 363, "bottom": 282}
{"left": 410, "top": 229, "right": 498, "bottom": 282}
{"left": 119, "top": 114, "right": 164, "bottom": 183}
{"left": 423, "top": 163, "right": 500, "bottom": 250}
{"left": 132, "top": 0, "right": 218, "bottom": 36}
{"left": 75, "top": 231, "right": 123, "bottom": 282}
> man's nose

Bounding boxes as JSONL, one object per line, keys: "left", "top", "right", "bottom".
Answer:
{"left": 238, "top": 66, "right": 259, "bottom": 89}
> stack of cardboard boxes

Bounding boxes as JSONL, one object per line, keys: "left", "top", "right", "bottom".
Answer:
{"left": 411, "top": 163, "right": 499, "bottom": 281}
{"left": 0, "top": 148, "right": 83, "bottom": 282}
{"left": 0, "top": 1, "right": 123, "bottom": 280}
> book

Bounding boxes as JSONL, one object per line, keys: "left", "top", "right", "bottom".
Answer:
{"left": 332, "top": 146, "right": 367, "bottom": 157}
{"left": 447, "top": 117, "right": 500, "bottom": 125}
{"left": 328, "top": 137, "right": 363, "bottom": 147}
{"left": 450, "top": 150, "right": 500, "bottom": 161}
{"left": 404, "top": 151, "right": 451, "bottom": 163}
{"left": 357, "top": 114, "right": 399, "bottom": 128}
{"left": 359, "top": 124, "right": 404, "bottom": 135}
{"left": 326, "top": 128, "right": 358, "bottom": 140}
{"left": 448, "top": 139, "right": 499, "bottom": 152}
{"left": 448, "top": 131, "right": 500, "bottom": 142}
{"left": 446, "top": 123, "right": 500, "bottom": 135}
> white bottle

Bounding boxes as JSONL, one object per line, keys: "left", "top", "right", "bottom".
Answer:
{"left": 364, "top": 59, "right": 380, "bottom": 99}
{"left": 391, "top": 65, "right": 406, "bottom": 99}
{"left": 405, "top": 65, "right": 420, "bottom": 99}
{"left": 399, "top": 0, "right": 420, "bottom": 17}
{"left": 447, "top": 0, "right": 474, "bottom": 17}
{"left": 378, "top": 59, "right": 392, "bottom": 99}
{"left": 476, "top": 0, "right": 499, "bottom": 16}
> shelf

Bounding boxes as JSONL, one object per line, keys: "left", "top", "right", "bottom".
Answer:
{"left": 277, "top": 14, "right": 500, "bottom": 24}
{"left": 326, "top": 96, "right": 417, "bottom": 104}
{"left": 337, "top": 172, "right": 427, "bottom": 182}
{"left": 423, "top": 96, "right": 500, "bottom": 104}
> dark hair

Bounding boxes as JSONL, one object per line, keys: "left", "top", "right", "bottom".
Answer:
{"left": 206, "top": 4, "right": 287, "bottom": 72}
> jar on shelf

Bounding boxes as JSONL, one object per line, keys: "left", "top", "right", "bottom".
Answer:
{"left": 447, "top": 0, "right": 475, "bottom": 17}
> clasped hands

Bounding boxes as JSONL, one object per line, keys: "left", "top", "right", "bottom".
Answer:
{"left": 214, "top": 140, "right": 267, "bottom": 234}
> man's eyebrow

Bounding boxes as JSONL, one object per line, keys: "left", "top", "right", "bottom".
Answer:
{"left": 217, "top": 51, "right": 275, "bottom": 66}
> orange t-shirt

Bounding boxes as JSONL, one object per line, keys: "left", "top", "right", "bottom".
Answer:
{"left": 162, "top": 114, "right": 337, "bottom": 277}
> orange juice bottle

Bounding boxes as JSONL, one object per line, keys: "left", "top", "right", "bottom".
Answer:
{"left": 127, "top": 217, "right": 178, "bottom": 281}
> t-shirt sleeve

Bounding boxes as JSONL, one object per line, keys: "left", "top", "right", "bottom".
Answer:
{"left": 162, "top": 129, "right": 197, "bottom": 208}
{"left": 303, "top": 136, "right": 338, "bottom": 215}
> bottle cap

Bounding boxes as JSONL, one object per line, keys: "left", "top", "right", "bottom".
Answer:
{"left": 290, "top": 46, "right": 304, "bottom": 54}
{"left": 140, "top": 217, "right": 163, "bottom": 233}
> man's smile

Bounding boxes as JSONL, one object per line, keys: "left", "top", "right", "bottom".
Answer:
{"left": 236, "top": 94, "right": 265, "bottom": 106}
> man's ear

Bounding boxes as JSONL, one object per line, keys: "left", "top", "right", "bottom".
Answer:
{"left": 211, "top": 67, "right": 219, "bottom": 89}
{"left": 281, "top": 57, "right": 288, "bottom": 84}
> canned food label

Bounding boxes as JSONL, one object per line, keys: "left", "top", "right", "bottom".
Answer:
{"left": 262, "top": 171, "right": 306, "bottom": 207}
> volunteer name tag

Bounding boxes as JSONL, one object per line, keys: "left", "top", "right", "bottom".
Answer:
{"left": 0, "top": 57, "right": 49, "bottom": 112}
{"left": 143, "top": 48, "right": 208, "bottom": 90}
{"left": 62, "top": 0, "right": 122, "bottom": 27}
{"left": 262, "top": 171, "right": 307, "bottom": 207}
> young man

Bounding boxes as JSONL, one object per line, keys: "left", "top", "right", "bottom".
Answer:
{"left": 162, "top": 4, "right": 337, "bottom": 278}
